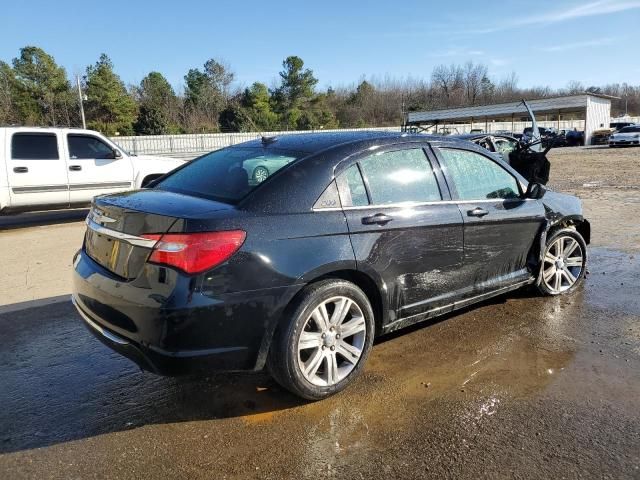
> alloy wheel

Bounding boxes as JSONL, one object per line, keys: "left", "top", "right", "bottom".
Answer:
{"left": 542, "top": 235, "right": 584, "bottom": 294}
{"left": 297, "top": 296, "right": 367, "bottom": 387}
{"left": 253, "top": 166, "right": 269, "bottom": 183}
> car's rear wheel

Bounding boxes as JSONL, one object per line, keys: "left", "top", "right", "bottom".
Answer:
{"left": 268, "top": 279, "right": 374, "bottom": 400}
{"left": 537, "top": 229, "right": 587, "bottom": 296}
{"left": 253, "top": 166, "right": 269, "bottom": 183}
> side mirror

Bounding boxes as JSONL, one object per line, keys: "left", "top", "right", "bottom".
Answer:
{"left": 525, "top": 182, "right": 546, "bottom": 200}
{"left": 113, "top": 149, "right": 123, "bottom": 159}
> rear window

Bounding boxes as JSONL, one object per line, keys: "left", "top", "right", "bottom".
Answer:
{"left": 155, "top": 147, "right": 304, "bottom": 203}
{"left": 618, "top": 126, "right": 640, "bottom": 133}
{"left": 11, "top": 133, "right": 59, "bottom": 160}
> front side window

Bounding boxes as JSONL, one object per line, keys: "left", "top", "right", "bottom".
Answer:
{"left": 618, "top": 126, "right": 640, "bottom": 133}
{"left": 358, "top": 148, "right": 441, "bottom": 205}
{"left": 68, "top": 135, "right": 115, "bottom": 159}
{"left": 155, "top": 147, "right": 303, "bottom": 203}
{"left": 439, "top": 148, "right": 520, "bottom": 200}
{"left": 11, "top": 133, "right": 59, "bottom": 160}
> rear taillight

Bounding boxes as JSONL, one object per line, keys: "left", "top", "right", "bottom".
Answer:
{"left": 142, "top": 231, "right": 246, "bottom": 274}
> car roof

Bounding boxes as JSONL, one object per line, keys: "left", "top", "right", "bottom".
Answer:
{"left": 232, "top": 130, "right": 472, "bottom": 155}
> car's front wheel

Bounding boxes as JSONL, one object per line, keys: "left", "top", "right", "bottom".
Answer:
{"left": 537, "top": 229, "right": 587, "bottom": 296}
{"left": 268, "top": 280, "right": 375, "bottom": 400}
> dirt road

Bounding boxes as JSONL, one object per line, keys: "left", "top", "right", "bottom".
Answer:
{"left": 0, "top": 146, "right": 639, "bottom": 479}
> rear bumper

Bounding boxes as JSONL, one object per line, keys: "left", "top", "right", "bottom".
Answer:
{"left": 72, "top": 249, "right": 296, "bottom": 375}
{"left": 72, "top": 294, "right": 252, "bottom": 375}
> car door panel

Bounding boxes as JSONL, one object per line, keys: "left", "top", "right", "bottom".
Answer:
{"left": 66, "top": 134, "right": 133, "bottom": 203}
{"left": 6, "top": 131, "right": 69, "bottom": 207}
{"left": 337, "top": 146, "right": 466, "bottom": 326}
{"left": 344, "top": 203, "right": 465, "bottom": 320}
{"left": 434, "top": 146, "right": 546, "bottom": 294}
{"left": 460, "top": 198, "right": 545, "bottom": 288}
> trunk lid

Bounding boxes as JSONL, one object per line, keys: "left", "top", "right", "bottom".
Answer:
{"left": 84, "top": 190, "right": 233, "bottom": 279}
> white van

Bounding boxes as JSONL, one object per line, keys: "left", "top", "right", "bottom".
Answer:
{"left": 0, "top": 127, "right": 184, "bottom": 212}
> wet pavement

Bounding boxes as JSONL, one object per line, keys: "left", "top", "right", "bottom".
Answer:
{"left": 1, "top": 246, "right": 639, "bottom": 479}
{"left": 1, "top": 147, "right": 640, "bottom": 479}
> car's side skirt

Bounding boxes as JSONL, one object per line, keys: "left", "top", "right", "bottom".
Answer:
{"left": 382, "top": 277, "right": 535, "bottom": 334}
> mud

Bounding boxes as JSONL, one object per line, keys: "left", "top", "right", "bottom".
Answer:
{"left": 0, "top": 146, "right": 639, "bottom": 479}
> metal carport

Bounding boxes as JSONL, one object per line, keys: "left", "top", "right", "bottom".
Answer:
{"left": 404, "top": 94, "right": 614, "bottom": 145}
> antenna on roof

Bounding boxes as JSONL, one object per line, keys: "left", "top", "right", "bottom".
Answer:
{"left": 261, "top": 136, "right": 278, "bottom": 145}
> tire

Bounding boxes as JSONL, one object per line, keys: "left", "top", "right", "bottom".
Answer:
{"left": 537, "top": 228, "right": 587, "bottom": 296}
{"left": 252, "top": 166, "right": 269, "bottom": 183}
{"left": 267, "top": 279, "right": 375, "bottom": 400}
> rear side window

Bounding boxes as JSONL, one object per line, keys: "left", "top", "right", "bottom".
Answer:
{"left": 358, "top": 148, "right": 441, "bottom": 205}
{"left": 438, "top": 149, "right": 520, "bottom": 200}
{"left": 619, "top": 126, "right": 640, "bottom": 133}
{"left": 337, "top": 164, "right": 369, "bottom": 207}
{"left": 11, "top": 133, "right": 59, "bottom": 160}
{"left": 155, "top": 147, "right": 303, "bottom": 203}
{"left": 68, "top": 135, "right": 114, "bottom": 159}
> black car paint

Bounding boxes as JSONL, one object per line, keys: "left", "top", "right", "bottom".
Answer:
{"left": 72, "top": 132, "right": 589, "bottom": 376}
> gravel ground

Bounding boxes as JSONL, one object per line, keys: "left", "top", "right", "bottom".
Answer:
{"left": 0, "top": 146, "right": 639, "bottom": 479}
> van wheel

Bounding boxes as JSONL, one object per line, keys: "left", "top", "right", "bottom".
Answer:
{"left": 267, "top": 279, "right": 374, "bottom": 400}
{"left": 537, "top": 229, "right": 587, "bottom": 296}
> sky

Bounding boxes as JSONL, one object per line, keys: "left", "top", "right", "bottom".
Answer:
{"left": 1, "top": 0, "right": 639, "bottom": 92}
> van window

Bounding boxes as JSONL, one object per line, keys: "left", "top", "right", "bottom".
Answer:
{"left": 11, "top": 133, "right": 59, "bottom": 160}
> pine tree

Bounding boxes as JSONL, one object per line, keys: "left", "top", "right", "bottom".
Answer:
{"left": 84, "top": 54, "right": 136, "bottom": 135}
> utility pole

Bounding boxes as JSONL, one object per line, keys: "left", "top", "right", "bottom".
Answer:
{"left": 76, "top": 75, "right": 86, "bottom": 129}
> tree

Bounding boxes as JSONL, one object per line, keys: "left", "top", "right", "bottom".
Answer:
{"left": 351, "top": 80, "right": 375, "bottom": 106}
{"left": 0, "top": 61, "right": 17, "bottom": 124}
{"left": 272, "top": 56, "right": 318, "bottom": 128}
{"left": 431, "top": 64, "right": 464, "bottom": 107}
{"left": 480, "top": 75, "right": 495, "bottom": 103}
{"left": 240, "top": 82, "right": 278, "bottom": 131}
{"left": 565, "top": 80, "right": 585, "bottom": 95}
{"left": 218, "top": 103, "right": 252, "bottom": 132}
{"left": 134, "top": 71, "right": 179, "bottom": 134}
{"left": 463, "top": 62, "right": 488, "bottom": 105}
{"left": 134, "top": 104, "right": 167, "bottom": 135}
{"left": 84, "top": 54, "right": 136, "bottom": 135}
{"left": 296, "top": 92, "right": 339, "bottom": 130}
{"left": 11, "top": 46, "right": 74, "bottom": 126}
{"left": 183, "top": 59, "right": 235, "bottom": 132}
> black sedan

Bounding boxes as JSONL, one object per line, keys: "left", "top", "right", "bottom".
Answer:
{"left": 72, "top": 132, "right": 590, "bottom": 400}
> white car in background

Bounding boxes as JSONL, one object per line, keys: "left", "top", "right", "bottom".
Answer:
{"left": 609, "top": 125, "right": 640, "bottom": 147}
{"left": 0, "top": 127, "right": 184, "bottom": 213}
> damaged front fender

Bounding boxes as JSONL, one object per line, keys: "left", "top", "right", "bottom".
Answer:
{"left": 529, "top": 190, "right": 591, "bottom": 284}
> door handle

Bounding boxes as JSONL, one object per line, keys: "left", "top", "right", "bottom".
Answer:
{"left": 467, "top": 207, "right": 489, "bottom": 217}
{"left": 13, "top": 166, "right": 28, "bottom": 173}
{"left": 362, "top": 213, "right": 393, "bottom": 225}
{"left": 69, "top": 165, "right": 82, "bottom": 171}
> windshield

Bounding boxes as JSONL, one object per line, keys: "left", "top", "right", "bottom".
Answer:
{"left": 154, "top": 147, "right": 304, "bottom": 203}
{"left": 618, "top": 126, "right": 640, "bottom": 133}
